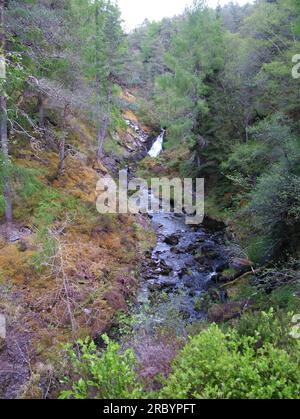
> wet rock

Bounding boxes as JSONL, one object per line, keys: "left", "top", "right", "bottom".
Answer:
{"left": 203, "top": 250, "right": 219, "bottom": 259}
{"left": 178, "top": 267, "right": 189, "bottom": 278}
{"left": 148, "top": 278, "right": 177, "bottom": 292}
{"left": 198, "top": 266, "right": 210, "bottom": 273}
{"left": 171, "top": 246, "right": 183, "bottom": 254}
{"left": 200, "top": 242, "right": 218, "bottom": 259}
{"left": 182, "top": 276, "right": 195, "bottom": 288}
{"left": 201, "top": 241, "right": 215, "bottom": 249}
{"left": 203, "top": 217, "right": 225, "bottom": 232}
{"left": 231, "top": 258, "right": 253, "bottom": 270}
{"left": 195, "top": 236, "right": 207, "bottom": 243}
{"left": 194, "top": 254, "right": 205, "bottom": 264}
{"left": 215, "top": 261, "right": 229, "bottom": 273}
{"left": 179, "top": 307, "right": 191, "bottom": 320}
{"left": 148, "top": 259, "right": 160, "bottom": 269}
{"left": 209, "top": 272, "right": 220, "bottom": 282}
{"left": 208, "top": 288, "right": 221, "bottom": 302}
{"left": 9, "top": 231, "right": 21, "bottom": 243}
{"left": 158, "top": 260, "right": 173, "bottom": 276}
{"left": 181, "top": 242, "right": 195, "bottom": 252}
{"left": 138, "top": 205, "right": 231, "bottom": 322}
{"left": 164, "top": 234, "right": 180, "bottom": 246}
{"left": 143, "top": 272, "right": 156, "bottom": 280}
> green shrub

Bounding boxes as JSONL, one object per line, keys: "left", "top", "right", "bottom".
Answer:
{"left": 221, "top": 141, "right": 270, "bottom": 190}
{"left": 268, "top": 285, "right": 300, "bottom": 312}
{"left": 0, "top": 155, "right": 42, "bottom": 219}
{"left": 233, "top": 309, "right": 296, "bottom": 350}
{"left": 242, "top": 167, "right": 300, "bottom": 262}
{"left": 32, "top": 187, "right": 93, "bottom": 269}
{"left": 60, "top": 335, "right": 144, "bottom": 399}
{"left": 160, "top": 322, "right": 300, "bottom": 399}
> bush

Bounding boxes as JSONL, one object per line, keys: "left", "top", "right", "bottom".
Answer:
{"left": 221, "top": 141, "right": 270, "bottom": 190}
{"left": 242, "top": 166, "right": 300, "bottom": 262}
{"left": 32, "top": 187, "right": 91, "bottom": 269}
{"left": 0, "top": 156, "right": 42, "bottom": 219}
{"left": 160, "top": 323, "right": 300, "bottom": 399}
{"left": 60, "top": 335, "right": 143, "bottom": 399}
{"left": 232, "top": 309, "right": 296, "bottom": 350}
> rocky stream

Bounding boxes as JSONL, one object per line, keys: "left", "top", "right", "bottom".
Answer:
{"left": 124, "top": 123, "right": 237, "bottom": 336}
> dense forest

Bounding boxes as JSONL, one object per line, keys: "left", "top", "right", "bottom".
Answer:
{"left": 1, "top": 0, "right": 300, "bottom": 400}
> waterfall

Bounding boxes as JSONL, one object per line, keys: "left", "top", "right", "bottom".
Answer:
{"left": 148, "top": 130, "right": 165, "bottom": 158}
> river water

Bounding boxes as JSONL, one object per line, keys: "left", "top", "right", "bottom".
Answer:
{"left": 125, "top": 127, "right": 229, "bottom": 332}
{"left": 148, "top": 130, "right": 165, "bottom": 158}
{"left": 135, "top": 210, "right": 228, "bottom": 331}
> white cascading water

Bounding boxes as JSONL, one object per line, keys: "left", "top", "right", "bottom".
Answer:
{"left": 148, "top": 130, "right": 165, "bottom": 158}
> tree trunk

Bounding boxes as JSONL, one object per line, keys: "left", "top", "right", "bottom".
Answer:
{"left": 58, "top": 134, "right": 66, "bottom": 176}
{"left": 97, "top": 77, "right": 112, "bottom": 158}
{"left": 96, "top": 74, "right": 102, "bottom": 161}
{"left": 95, "top": 2, "right": 103, "bottom": 162}
{"left": 37, "top": 94, "right": 45, "bottom": 130}
{"left": 0, "top": 0, "right": 13, "bottom": 224}
{"left": 58, "top": 104, "right": 69, "bottom": 176}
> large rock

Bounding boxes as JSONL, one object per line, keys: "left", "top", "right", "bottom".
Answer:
{"left": 208, "top": 300, "right": 252, "bottom": 323}
{"left": 158, "top": 260, "right": 173, "bottom": 276}
{"left": 148, "top": 277, "right": 177, "bottom": 292}
{"left": 231, "top": 258, "right": 253, "bottom": 270}
{"left": 219, "top": 259, "right": 254, "bottom": 282}
{"left": 164, "top": 234, "right": 180, "bottom": 246}
{"left": 200, "top": 243, "right": 218, "bottom": 259}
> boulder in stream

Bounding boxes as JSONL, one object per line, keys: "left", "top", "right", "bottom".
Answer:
{"left": 148, "top": 277, "right": 178, "bottom": 292}
{"left": 164, "top": 234, "right": 180, "bottom": 246}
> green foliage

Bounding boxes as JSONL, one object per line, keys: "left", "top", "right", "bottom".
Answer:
{"left": 233, "top": 309, "right": 296, "bottom": 350}
{"left": 219, "top": 113, "right": 300, "bottom": 262}
{"left": 0, "top": 154, "right": 42, "bottom": 219}
{"left": 268, "top": 284, "right": 300, "bottom": 312}
{"left": 294, "top": 0, "right": 300, "bottom": 35}
{"left": 69, "top": 0, "right": 126, "bottom": 135}
{"left": 221, "top": 141, "right": 270, "bottom": 190}
{"left": 160, "top": 319, "right": 300, "bottom": 399}
{"left": 243, "top": 167, "right": 300, "bottom": 262}
{"left": 154, "top": 3, "right": 224, "bottom": 144}
{"left": 32, "top": 187, "right": 90, "bottom": 269}
{"left": 3, "top": 0, "right": 300, "bottom": 401}
{"left": 60, "top": 335, "right": 143, "bottom": 399}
